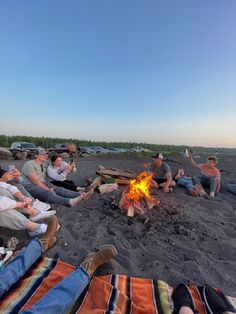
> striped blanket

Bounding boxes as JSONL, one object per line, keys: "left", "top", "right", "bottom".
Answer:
{"left": 0, "top": 257, "right": 235, "bottom": 314}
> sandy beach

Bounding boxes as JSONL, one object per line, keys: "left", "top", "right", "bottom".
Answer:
{"left": 0, "top": 153, "right": 236, "bottom": 295}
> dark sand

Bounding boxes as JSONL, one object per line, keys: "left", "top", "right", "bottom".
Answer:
{"left": 1, "top": 154, "right": 236, "bottom": 295}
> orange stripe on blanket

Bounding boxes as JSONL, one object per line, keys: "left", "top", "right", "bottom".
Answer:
{"left": 77, "top": 276, "right": 113, "bottom": 313}
{"left": 189, "top": 286, "right": 207, "bottom": 314}
{"left": 22, "top": 260, "right": 75, "bottom": 311}
{"left": 131, "top": 277, "right": 157, "bottom": 314}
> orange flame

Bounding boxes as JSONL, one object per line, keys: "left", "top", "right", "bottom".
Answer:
{"left": 127, "top": 171, "right": 153, "bottom": 201}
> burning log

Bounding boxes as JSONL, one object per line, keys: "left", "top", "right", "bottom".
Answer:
{"left": 115, "top": 171, "right": 160, "bottom": 217}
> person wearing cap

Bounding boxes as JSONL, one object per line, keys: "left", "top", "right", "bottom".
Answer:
{"left": 188, "top": 154, "right": 221, "bottom": 197}
{"left": 147, "top": 153, "right": 176, "bottom": 192}
{"left": 22, "top": 150, "right": 92, "bottom": 207}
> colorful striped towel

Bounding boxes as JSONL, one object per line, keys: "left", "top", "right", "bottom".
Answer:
{"left": 0, "top": 257, "right": 235, "bottom": 314}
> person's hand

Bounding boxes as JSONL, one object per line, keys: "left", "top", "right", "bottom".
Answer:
{"left": 12, "top": 169, "right": 21, "bottom": 180}
{"left": 66, "top": 164, "right": 73, "bottom": 172}
{"left": 0, "top": 171, "right": 16, "bottom": 182}
{"left": 49, "top": 188, "right": 56, "bottom": 193}
{"left": 16, "top": 201, "right": 27, "bottom": 209}
{"left": 24, "top": 197, "right": 32, "bottom": 206}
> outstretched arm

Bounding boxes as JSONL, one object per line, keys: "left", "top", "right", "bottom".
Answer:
{"left": 189, "top": 155, "right": 198, "bottom": 168}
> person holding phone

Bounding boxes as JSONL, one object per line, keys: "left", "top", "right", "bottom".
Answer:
{"left": 47, "top": 154, "right": 85, "bottom": 192}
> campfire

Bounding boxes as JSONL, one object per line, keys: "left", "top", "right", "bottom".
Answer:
{"left": 115, "top": 171, "right": 160, "bottom": 217}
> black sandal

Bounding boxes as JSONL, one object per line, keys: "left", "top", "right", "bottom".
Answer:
{"left": 173, "top": 283, "right": 197, "bottom": 314}
{"left": 203, "top": 286, "right": 236, "bottom": 314}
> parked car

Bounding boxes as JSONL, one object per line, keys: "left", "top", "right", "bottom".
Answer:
{"left": 48, "top": 143, "right": 77, "bottom": 157}
{"left": 105, "top": 148, "right": 127, "bottom": 154}
{"left": 131, "top": 146, "right": 152, "bottom": 153}
{"left": 10, "top": 142, "right": 41, "bottom": 159}
{"left": 79, "top": 147, "right": 93, "bottom": 154}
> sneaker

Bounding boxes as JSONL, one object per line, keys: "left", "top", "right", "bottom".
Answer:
{"left": 172, "top": 283, "right": 196, "bottom": 314}
{"left": 80, "top": 245, "right": 118, "bottom": 277}
{"left": 33, "top": 199, "right": 51, "bottom": 211}
{"left": 30, "top": 210, "right": 56, "bottom": 222}
{"left": 28, "top": 223, "right": 47, "bottom": 237}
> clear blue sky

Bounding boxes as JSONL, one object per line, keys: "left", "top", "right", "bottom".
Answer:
{"left": 0, "top": 0, "right": 236, "bottom": 147}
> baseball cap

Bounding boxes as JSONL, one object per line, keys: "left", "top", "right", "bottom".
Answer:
{"left": 36, "top": 149, "right": 48, "bottom": 155}
{"left": 152, "top": 153, "right": 164, "bottom": 160}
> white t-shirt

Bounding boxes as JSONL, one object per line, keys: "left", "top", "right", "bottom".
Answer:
{"left": 47, "top": 161, "right": 74, "bottom": 181}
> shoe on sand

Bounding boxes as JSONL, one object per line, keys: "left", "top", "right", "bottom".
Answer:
{"left": 43, "top": 215, "right": 60, "bottom": 237}
{"left": 40, "top": 236, "right": 57, "bottom": 253}
{"left": 28, "top": 223, "right": 47, "bottom": 237}
{"left": 172, "top": 283, "right": 196, "bottom": 314}
{"left": 80, "top": 245, "right": 118, "bottom": 277}
{"left": 38, "top": 216, "right": 59, "bottom": 252}
{"left": 33, "top": 199, "right": 51, "bottom": 211}
{"left": 30, "top": 210, "right": 56, "bottom": 222}
{"left": 189, "top": 189, "right": 198, "bottom": 197}
{"left": 69, "top": 194, "right": 84, "bottom": 207}
{"left": 203, "top": 286, "right": 235, "bottom": 314}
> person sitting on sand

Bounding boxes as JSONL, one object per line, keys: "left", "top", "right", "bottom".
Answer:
{"left": 147, "top": 153, "right": 176, "bottom": 192}
{"left": 188, "top": 154, "right": 221, "bottom": 197}
{"left": 0, "top": 182, "right": 56, "bottom": 237}
{"left": 0, "top": 165, "right": 51, "bottom": 211}
{"left": 174, "top": 169, "right": 206, "bottom": 197}
{"left": 22, "top": 149, "right": 92, "bottom": 207}
{"left": 47, "top": 154, "right": 85, "bottom": 192}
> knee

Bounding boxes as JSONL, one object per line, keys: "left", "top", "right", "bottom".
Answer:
{"left": 171, "top": 180, "right": 176, "bottom": 187}
{"left": 150, "top": 179, "right": 158, "bottom": 189}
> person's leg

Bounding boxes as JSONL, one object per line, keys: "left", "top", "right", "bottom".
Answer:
{"left": 53, "top": 186, "right": 80, "bottom": 198}
{"left": 0, "top": 239, "right": 42, "bottom": 298}
{"left": 150, "top": 179, "right": 159, "bottom": 189}
{"left": 21, "top": 267, "right": 90, "bottom": 314}
{"left": 26, "top": 185, "right": 70, "bottom": 206}
{"left": 200, "top": 176, "right": 210, "bottom": 189}
{"left": 177, "top": 178, "right": 194, "bottom": 191}
{"left": 21, "top": 245, "right": 117, "bottom": 314}
{"left": 209, "top": 177, "right": 217, "bottom": 196}
{"left": 0, "top": 209, "right": 32, "bottom": 230}
{"left": 50, "top": 180, "right": 78, "bottom": 192}
{"left": 228, "top": 184, "right": 236, "bottom": 195}
{"left": 0, "top": 208, "right": 47, "bottom": 237}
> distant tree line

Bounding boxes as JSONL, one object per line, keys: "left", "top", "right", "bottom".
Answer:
{"left": 0, "top": 134, "right": 235, "bottom": 154}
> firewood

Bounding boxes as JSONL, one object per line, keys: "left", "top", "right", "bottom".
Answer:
{"left": 96, "top": 169, "right": 136, "bottom": 179}
{"left": 114, "top": 178, "right": 130, "bottom": 185}
{"left": 90, "top": 176, "right": 102, "bottom": 190}
{"left": 98, "top": 183, "right": 118, "bottom": 194}
{"left": 110, "top": 167, "right": 134, "bottom": 173}
{"left": 145, "top": 198, "right": 155, "bottom": 210}
{"left": 127, "top": 204, "right": 135, "bottom": 217}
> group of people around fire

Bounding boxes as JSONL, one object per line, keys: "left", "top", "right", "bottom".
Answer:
{"left": 0, "top": 149, "right": 235, "bottom": 238}
{"left": 0, "top": 149, "right": 236, "bottom": 314}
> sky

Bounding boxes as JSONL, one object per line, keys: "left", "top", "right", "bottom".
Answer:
{"left": 0, "top": 0, "right": 236, "bottom": 147}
